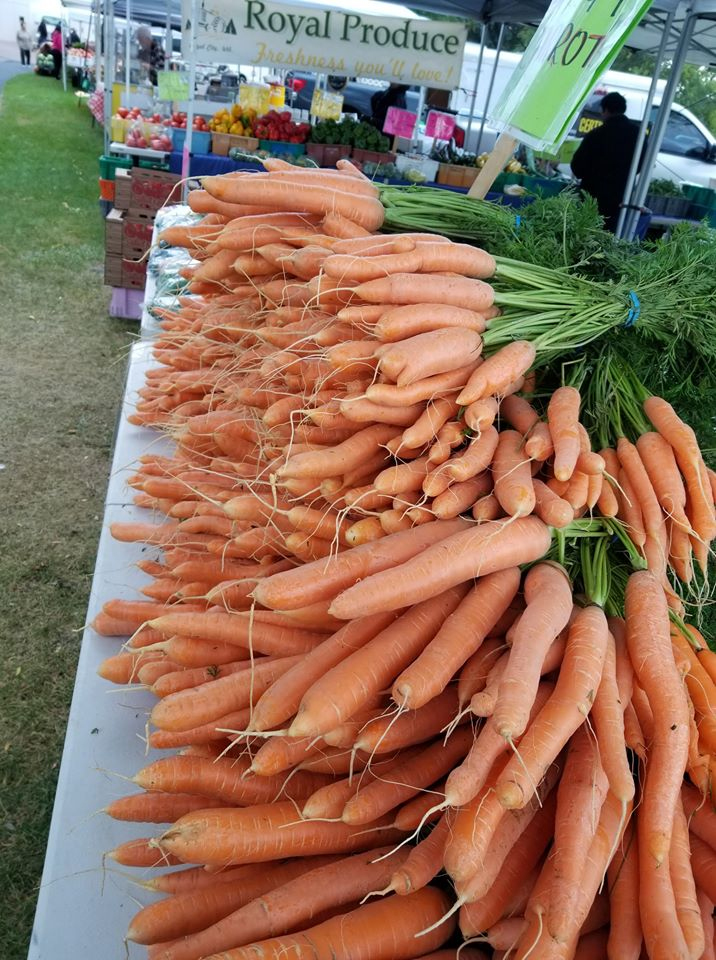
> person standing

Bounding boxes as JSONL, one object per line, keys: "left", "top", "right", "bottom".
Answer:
{"left": 37, "top": 17, "right": 48, "bottom": 44}
{"left": 136, "top": 26, "right": 165, "bottom": 87}
{"left": 51, "top": 24, "right": 63, "bottom": 79}
{"left": 17, "top": 17, "right": 32, "bottom": 65}
{"left": 570, "top": 92, "right": 641, "bottom": 232}
{"left": 370, "top": 83, "right": 409, "bottom": 131}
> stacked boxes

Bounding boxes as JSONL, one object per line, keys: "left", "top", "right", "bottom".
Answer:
{"left": 104, "top": 167, "right": 181, "bottom": 292}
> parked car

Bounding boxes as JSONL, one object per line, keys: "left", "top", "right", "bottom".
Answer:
{"left": 285, "top": 72, "right": 420, "bottom": 120}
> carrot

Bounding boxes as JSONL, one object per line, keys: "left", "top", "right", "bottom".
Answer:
{"left": 617, "top": 437, "right": 664, "bottom": 539}
{"left": 253, "top": 516, "right": 468, "bottom": 611}
{"left": 278, "top": 424, "right": 401, "bottom": 480}
{"left": 355, "top": 273, "right": 494, "bottom": 311}
{"left": 156, "top": 801, "right": 402, "bottom": 866}
{"left": 148, "top": 709, "right": 252, "bottom": 750}
{"left": 606, "top": 819, "right": 641, "bottom": 960}
{"left": 492, "top": 429, "right": 536, "bottom": 517}
{"left": 459, "top": 797, "right": 553, "bottom": 934}
{"left": 378, "top": 328, "right": 483, "bottom": 387}
{"left": 187, "top": 887, "right": 454, "bottom": 960}
{"left": 545, "top": 386, "right": 581, "bottom": 482}
{"left": 418, "top": 243, "right": 495, "bottom": 278}
{"left": 343, "top": 727, "right": 473, "bottom": 825}
{"left": 637, "top": 432, "right": 690, "bottom": 528}
{"left": 250, "top": 613, "right": 398, "bottom": 733}
{"left": 388, "top": 813, "right": 453, "bottom": 897}
{"left": 547, "top": 726, "right": 609, "bottom": 941}
{"left": 354, "top": 690, "right": 459, "bottom": 756}
{"left": 150, "top": 655, "right": 301, "bottom": 732}
{"left": 392, "top": 567, "right": 521, "bottom": 711}
{"left": 625, "top": 570, "right": 690, "bottom": 865}
{"left": 152, "top": 659, "right": 253, "bottom": 698}
{"left": 463, "top": 396, "right": 499, "bottom": 433}
{"left": 329, "top": 516, "right": 551, "bottom": 619}
{"left": 323, "top": 249, "right": 423, "bottom": 282}
{"left": 105, "top": 792, "right": 225, "bottom": 823}
{"left": 146, "top": 847, "right": 411, "bottom": 960}
{"left": 432, "top": 473, "right": 492, "bottom": 520}
{"left": 97, "top": 650, "right": 165, "bottom": 685}
{"left": 591, "top": 629, "right": 635, "bottom": 808}
{"left": 148, "top": 610, "right": 325, "bottom": 657}
{"left": 374, "top": 304, "right": 486, "bottom": 342}
{"left": 130, "top": 856, "right": 338, "bottom": 949}
{"left": 644, "top": 396, "right": 716, "bottom": 540}
{"left": 496, "top": 603, "right": 608, "bottom": 810}
{"left": 446, "top": 427, "right": 499, "bottom": 484}
{"left": 500, "top": 393, "right": 539, "bottom": 434}
{"left": 340, "top": 397, "right": 425, "bottom": 426}
{"left": 681, "top": 782, "right": 716, "bottom": 849}
{"left": 670, "top": 796, "right": 705, "bottom": 959}
{"left": 532, "top": 478, "right": 574, "bottom": 528}
{"left": 289, "top": 586, "right": 468, "bottom": 738}
{"left": 302, "top": 756, "right": 407, "bottom": 820}
{"left": 492, "top": 563, "right": 573, "bottom": 741}
{"left": 456, "top": 341, "right": 536, "bottom": 406}
{"left": 107, "top": 837, "right": 182, "bottom": 868}
{"left": 141, "top": 863, "right": 264, "bottom": 896}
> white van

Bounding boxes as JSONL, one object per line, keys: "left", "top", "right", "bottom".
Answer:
{"left": 449, "top": 50, "right": 716, "bottom": 187}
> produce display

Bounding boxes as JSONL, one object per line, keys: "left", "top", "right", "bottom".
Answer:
{"left": 89, "top": 162, "right": 715, "bottom": 960}
{"left": 208, "top": 105, "right": 258, "bottom": 137}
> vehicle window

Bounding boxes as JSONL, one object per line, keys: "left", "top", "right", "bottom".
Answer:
{"left": 649, "top": 107, "right": 708, "bottom": 157}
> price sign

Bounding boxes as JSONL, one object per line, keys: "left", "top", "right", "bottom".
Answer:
{"left": 157, "top": 71, "right": 190, "bottom": 101}
{"left": 310, "top": 89, "right": 344, "bottom": 120}
{"left": 239, "top": 83, "right": 271, "bottom": 114}
{"left": 268, "top": 84, "right": 286, "bottom": 109}
{"left": 425, "top": 111, "right": 456, "bottom": 141}
{"left": 488, "top": 0, "right": 652, "bottom": 151}
{"left": 383, "top": 107, "right": 418, "bottom": 139}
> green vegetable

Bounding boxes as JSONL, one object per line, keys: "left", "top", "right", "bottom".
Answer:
{"left": 647, "top": 178, "right": 684, "bottom": 197}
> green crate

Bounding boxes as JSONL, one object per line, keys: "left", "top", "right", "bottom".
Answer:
{"left": 138, "top": 159, "right": 171, "bottom": 171}
{"left": 99, "top": 154, "right": 133, "bottom": 180}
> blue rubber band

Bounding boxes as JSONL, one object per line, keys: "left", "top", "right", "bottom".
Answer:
{"left": 515, "top": 215, "right": 521, "bottom": 230}
{"left": 624, "top": 290, "right": 641, "bottom": 328}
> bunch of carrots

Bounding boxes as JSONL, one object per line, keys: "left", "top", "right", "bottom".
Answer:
{"left": 93, "top": 160, "right": 716, "bottom": 960}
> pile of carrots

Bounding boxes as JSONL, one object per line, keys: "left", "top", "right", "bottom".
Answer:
{"left": 93, "top": 160, "right": 716, "bottom": 960}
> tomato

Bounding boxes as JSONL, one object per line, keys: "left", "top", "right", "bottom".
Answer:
{"left": 117, "top": 107, "right": 129, "bottom": 119}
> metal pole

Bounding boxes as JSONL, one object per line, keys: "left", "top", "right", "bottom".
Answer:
{"left": 617, "top": 8, "right": 675, "bottom": 238}
{"left": 466, "top": 24, "right": 487, "bottom": 137}
{"left": 165, "top": 3, "right": 172, "bottom": 68}
{"left": 182, "top": 0, "right": 198, "bottom": 195}
{"left": 475, "top": 23, "right": 504, "bottom": 155}
{"left": 95, "top": 0, "right": 101, "bottom": 83}
{"left": 125, "top": 0, "right": 131, "bottom": 98}
{"left": 103, "top": 0, "right": 113, "bottom": 153}
{"left": 624, "top": 10, "right": 697, "bottom": 240}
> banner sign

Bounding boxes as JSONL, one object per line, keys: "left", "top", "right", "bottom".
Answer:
{"left": 425, "top": 110, "right": 456, "bottom": 140}
{"left": 182, "top": 0, "right": 467, "bottom": 90}
{"left": 488, "top": 0, "right": 653, "bottom": 151}
{"left": 383, "top": 107, "right": 418, "bottom": 139}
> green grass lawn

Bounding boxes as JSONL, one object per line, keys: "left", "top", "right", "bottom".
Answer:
{"left": 0, "top": 75, "right": 135, "bottom": 958}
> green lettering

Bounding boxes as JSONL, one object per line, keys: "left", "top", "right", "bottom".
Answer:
{"left": 445, "top": 35, "right": 459, "bottom": 54}
{"left": 267, "top": 11, "right": 285, "bottom": 33}
{"left": 373, "top": 25, "right": 390, "bottom": 46}
{"left": 285, "top": 13, "right": 304, "bottom": 44}
{"left": 341, "top": 13, "right": 361, "bottom": 42}
{"left": 304, "top": 15, "right": 323, "bottom": 39}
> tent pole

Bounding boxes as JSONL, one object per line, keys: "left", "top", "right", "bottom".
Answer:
{"left": 61, "top": 20, "right": 68, "bottom": 92}
{"left": 465, "top": 23, "right": 486, "bottom": 145}
{"left": 103, "top": 0, "right": 113, "bottom": 153}
{"left": 165, "top": 4, "right": 172, "bottom": 67}
{"left": 617, "top": 8, "right": 675, "bottom": 238}
{"left": 95, "top": 0, "right": 101, "bottom": 84}
{"left": 475, "top": 23, "right": 504, "bottom": 155}
{"left": 125, "top": 0, "right": 131, "bottom": 98}
{"left": 624, "top": 9, "right": 697, "bottom": 240}
{"left": 182, "top": 0, "right": 199, "bottom": 196}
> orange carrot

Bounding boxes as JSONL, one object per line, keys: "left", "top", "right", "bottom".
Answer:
{"left": 547, "top": 386, "right": 581, "bottom": 482}
{"left": 105, "top": 792, "right": 225, "bottom": 823}
{"left": 492, "top": 429, "right": 536, "bottom": 517}
{"left": 456, "top": 340, "right": 536, "bottom": 406}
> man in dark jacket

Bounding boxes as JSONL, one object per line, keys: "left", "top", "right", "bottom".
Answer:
{"left": 571, "top": 92, "right": 640, "bottom": 232}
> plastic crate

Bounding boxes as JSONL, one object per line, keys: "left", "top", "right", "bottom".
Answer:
{"left": 99, "top": 178, "right": 115, "bottom": 202}
{"left": 109, "top": 286, "right": 144, "bottom": 320}
{"left": 259, "top": 139, "right": 306, "bottom": 158}
{"left": 212, "top": 133, "right": 260, "bottom": 156}
{"left": 99, "top": 154, "right": 133, "bottom": 180}
{"left": 171, "top": 129, "right": 212, "bottom": 154}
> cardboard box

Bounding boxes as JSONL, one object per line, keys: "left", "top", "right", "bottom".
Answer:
{"left": 105, "top": 208, "right": 124, "bottom": 255}
{"left": 122, "top": 209, "right": 155, "bottom": 256}
{"left": 114, "top": 169, "right": 132, "bottom": 211}
{"left": 104, "top": 253, "right": 147, "bottom": 290}
{"left": 129, "top": 168, "right": 181, "bottom": 212}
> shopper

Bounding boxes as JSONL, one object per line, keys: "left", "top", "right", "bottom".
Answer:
{"left": 51, "top": 24, "right": 63, "bottom": 79}
{"left": 136, "top": 25, "right": 165, "bottom": 86}
{"left": 570, "top": 91, "right": 641, "bottom": 232}
{"left": 370, "top": 83, "right": 409, "bottom": 131}
{"left": 37, "top": 17, "right": 48, "bottom": 44}
{"left": 17, "top": 17, "right": 32, "bottom": 65}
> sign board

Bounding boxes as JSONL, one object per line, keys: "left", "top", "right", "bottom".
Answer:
{"left": 383, "top": 107, "right": 418, "bottom": 139}
{"left": 158, "top": 71, "right": 190, "bottom": 101}
{"left": 425, "top": 110, "right": 456, "bottom": 141}
{"left": 310, "top": 89, "right": 344, "bottom": 119}
{"left": 182, "top": 0, "right": 467, "bottom": 90}
{"left": 488, "top": 0, "right": 653, "bottom": 151}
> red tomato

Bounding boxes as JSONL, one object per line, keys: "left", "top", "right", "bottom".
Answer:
{"left": 117, "top": 107, "right": 129, "bottom": 118}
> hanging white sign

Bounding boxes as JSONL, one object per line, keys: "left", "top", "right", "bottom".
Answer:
{"left": 182, "top": 0, "right": 467, "bottom": 90}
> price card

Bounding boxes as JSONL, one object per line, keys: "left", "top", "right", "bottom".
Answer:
{"left": 157, "top": 71, "right": 190, "bottom": 101}
{"left": 488, "top": 0, "right": 652, "bottom": 151}
{"left": 425, "top": 111, "right": 456, "bottom": 141}
{"left": 239, "top": 83, "right": 271, "bottom": 114}
{"left": 383, "top": 107, "right": 418, "bottom": 139}
{"left": 268, "top": 84, "right": 286, "bottom": 109}
{"left": 310, "top": 89, "right": 344, "bottom": 120}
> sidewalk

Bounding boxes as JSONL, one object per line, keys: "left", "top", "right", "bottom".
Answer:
{"left": 0, "top": 39, "right": 33, "bottom": 90}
